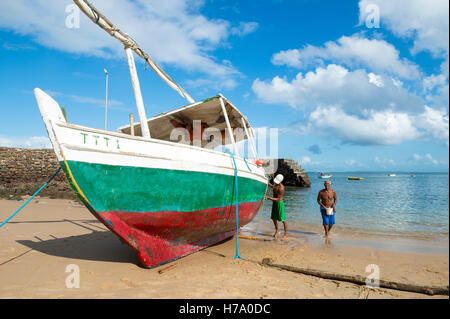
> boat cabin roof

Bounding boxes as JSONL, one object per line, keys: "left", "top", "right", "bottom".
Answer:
{"left": 117, "top": 94, "right": 251, "bottom": 147}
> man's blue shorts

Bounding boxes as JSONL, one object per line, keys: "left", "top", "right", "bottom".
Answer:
{"left": 320, "top": 207, "right": 335, "bottom": 225}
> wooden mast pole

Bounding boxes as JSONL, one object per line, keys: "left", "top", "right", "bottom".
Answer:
{"left": 241, "top": 117, "right": 258, "bottom": 159}
{"left": 219, "top": 97, "right": 237, "bottom": 155}
{"left": 104, "top": 69, "right": 108, "bottom": 130}
{"left": 125, "top": 47, "right": 151, "bottom": 138}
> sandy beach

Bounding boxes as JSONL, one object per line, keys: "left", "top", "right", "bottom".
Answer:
{"left": 0, "top": 198, "right": 448, "bottom": 299}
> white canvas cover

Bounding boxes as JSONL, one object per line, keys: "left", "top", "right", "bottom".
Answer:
{"left": 117, "top": 95, "right": 251, "bottom": 147}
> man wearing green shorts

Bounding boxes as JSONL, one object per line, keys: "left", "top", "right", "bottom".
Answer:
{"left": 265, "top": 174, "right": 287, "bottom": 240}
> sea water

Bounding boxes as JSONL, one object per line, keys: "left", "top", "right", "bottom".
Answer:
{"left": 253, "top": 172, "right": 449, "bottom": 240}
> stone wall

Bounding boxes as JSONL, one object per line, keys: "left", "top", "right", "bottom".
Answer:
{"left": 0, "top": 147, "right": 75, "bottom": 199}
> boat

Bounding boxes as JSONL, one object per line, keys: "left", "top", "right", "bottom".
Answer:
{"left": 348, "top": 177, "right": 364, "bottom": 180}
{"left": 388, "top": 173, "right": 396, "bottom": 177}
{"left": 318, "top": 172, "right": 332, "bottom": 179}
{"left": 411, "top": 174, "right": 416, "bottom": 177}
{"left": 34, "top": 0, "right": 267, "bottom": 268}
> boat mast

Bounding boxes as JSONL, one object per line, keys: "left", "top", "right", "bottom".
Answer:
{"left": 125, "top": 47, "right": 151, "bottom": 138}
{"left": 73, "top": 0, "right": 195, "bottom": 138}
{"left": 219, "top": 97, "right": 237, "bottom": 155}
{"left": 241, "top": 117, "right": 258, "bottom": 159}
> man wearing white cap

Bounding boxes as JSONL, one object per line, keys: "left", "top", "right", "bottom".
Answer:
{"left": 265, "top": 174, "right": 287, "bottom": 240}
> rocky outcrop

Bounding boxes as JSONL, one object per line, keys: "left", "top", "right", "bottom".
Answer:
{"left": 262, "top": 158, "right": 311, "bottom": 187}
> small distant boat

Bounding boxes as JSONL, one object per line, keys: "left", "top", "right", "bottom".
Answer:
{"left": 318, "top": 172, "right": 332, "bottom": 179}
{"left": 348, "top": 177, "right": 364, "bottom": 180}
{"left": 411, "top": 174, "right": 416, "bottom": 177}
{"left": 388, "top": 173, "right": 396, "bottom": 177}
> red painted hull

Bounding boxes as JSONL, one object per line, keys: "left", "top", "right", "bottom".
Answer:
{"left": 97, "top": 201, "right": 262, "bottom": 268}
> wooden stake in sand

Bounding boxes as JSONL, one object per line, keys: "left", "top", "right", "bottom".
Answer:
{"left": 158, "top": 264, "right": 176, "bottom": 274}
{"left": 260, "top": 258, "right": 449, "bottom": 296}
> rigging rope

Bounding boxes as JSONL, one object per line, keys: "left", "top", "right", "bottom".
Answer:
{"left": 230, "top": 153, "right": 240, "bottom": 259}
{"left": 0, "top": 168, "right": 61, "bottom": 229}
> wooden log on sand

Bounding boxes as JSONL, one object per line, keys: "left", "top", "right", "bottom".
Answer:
{"left": 238, "top": 235, "right": 272, "bottom": 242}
{"left": 261, "top": 258, "right": 449, "bottom": 296}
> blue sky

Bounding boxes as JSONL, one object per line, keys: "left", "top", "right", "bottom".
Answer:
{"left": 0, "top": 0, "right": 448, "bottom": 172}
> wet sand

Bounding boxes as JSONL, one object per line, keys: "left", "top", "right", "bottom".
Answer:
{"left": 0, "top": 198, "right": 448, "bottom": 299}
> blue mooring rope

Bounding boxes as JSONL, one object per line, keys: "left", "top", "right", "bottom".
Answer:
{"left": 0, "top": 167, "right": 61, "bottom": 229}
{"left": 230, "top": 154, "right": 240, "bottom": 259}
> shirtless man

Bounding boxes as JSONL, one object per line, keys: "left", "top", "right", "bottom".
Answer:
{"left": 317, "top": 180, "right": 337, "bottom": 237}
{"left": 265, "top": 174, "right": 287, "bottom": 240}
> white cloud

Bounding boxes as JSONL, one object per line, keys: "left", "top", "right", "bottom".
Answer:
{"left": 425, "top": 153, "right": 439, "bottom": 165}
{"left": 368, "top": 73, "right": 384, "bottom": 87}
{"left": 231, "top": 22, "right": 259, "bottom": 36}
{"left": 413, "top": 153, "right": 421, "bottom": 161}
{"left": 0, "top": 0, "right": 249, "bottom": 84}
{"left": 374, "top": 157, "right": 396, "bottom": 166}
{"left": 253, "top": 62, "right": 449, "bottom": 146}
{"left": 271, "top": 34, "right": 421, "bottom": 79}
{"left": 415, "top": 106, "right": 449, "bottom": 145}
{"left": 299, "top": 107, "right": 421, "bottom": 145}
{"left": 252, "top": 64, "right": 423, "bottom": 114}
{"left": 300, "top": 156, "right": 320, "bottom": 166}
{"left": 0, "top": 135, "right": 51, "bottom": 149}
{"left": 300, "top": 156, "right": 311, "bottom": 165}
{"left": 423, "top": 74, "right": 447, "bottom": 92}
{"left": 296, "top": 104, "right": 449, "bottom": 146}
{"left": 359, "top": 0, "right": 449, "bottom": 57}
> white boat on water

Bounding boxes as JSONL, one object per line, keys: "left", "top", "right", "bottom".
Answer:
{"left": 318, "top": 172, "right": 332, "bottom": 179}
{"left": 388, "top": 174, "right": 397, "bottom": 177}
{"left": 34, "top": 0, "right": 267, "bottom": 268}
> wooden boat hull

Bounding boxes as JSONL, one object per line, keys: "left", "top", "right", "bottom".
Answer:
{"left": 35, "top": 88, "right": 267, "bottom": 268}
{"left": 60, "top": 159, "right": 265, "bottom": 268}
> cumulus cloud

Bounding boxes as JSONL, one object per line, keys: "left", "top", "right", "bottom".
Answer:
{"left": 359, "top": 0, "right": 449, "bottom": 57}
{"left": 271, "top": 35, "right": 421, "bottom": 79}
{"left": 374, "top": 157, "right": 396, "bottom": 166}
{"left": 425, "top": 153, "right": 439, "bottom": 165}
{"left": 253, "top": 61, "right": 449, "bottom": 146}
{"left": 298, "top": 107, "right": 421, "bottom": 145}
{"left": 300, "top": 156, "right": 321, "bottom": 166}
{"left": 415, "top": 106, "right": 449, "bottom": 145}
{"left": 300, "top": 156, "right": 311, "bottom": 165}
{"left": 252, "top": 64, "right": 423, "bottom": 114}
{"left": 231, "top": 22, "right": 259, "bottom": 36}
{"left": 0, "top": 0, "right": 252, "bottom": 86}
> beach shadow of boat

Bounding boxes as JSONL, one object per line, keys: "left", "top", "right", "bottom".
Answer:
{"left": 17, "top": 230, "right": 140, "bottom": 266}
{"left": 15, "top": 219, "right": 237, "bottom": 267}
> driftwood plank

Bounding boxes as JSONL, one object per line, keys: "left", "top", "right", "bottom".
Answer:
{"left": 260, "top": 259, "right": 449, "bottom": 296}
{"left": 238, "top": 235, "right": 272, "bottom": 242}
